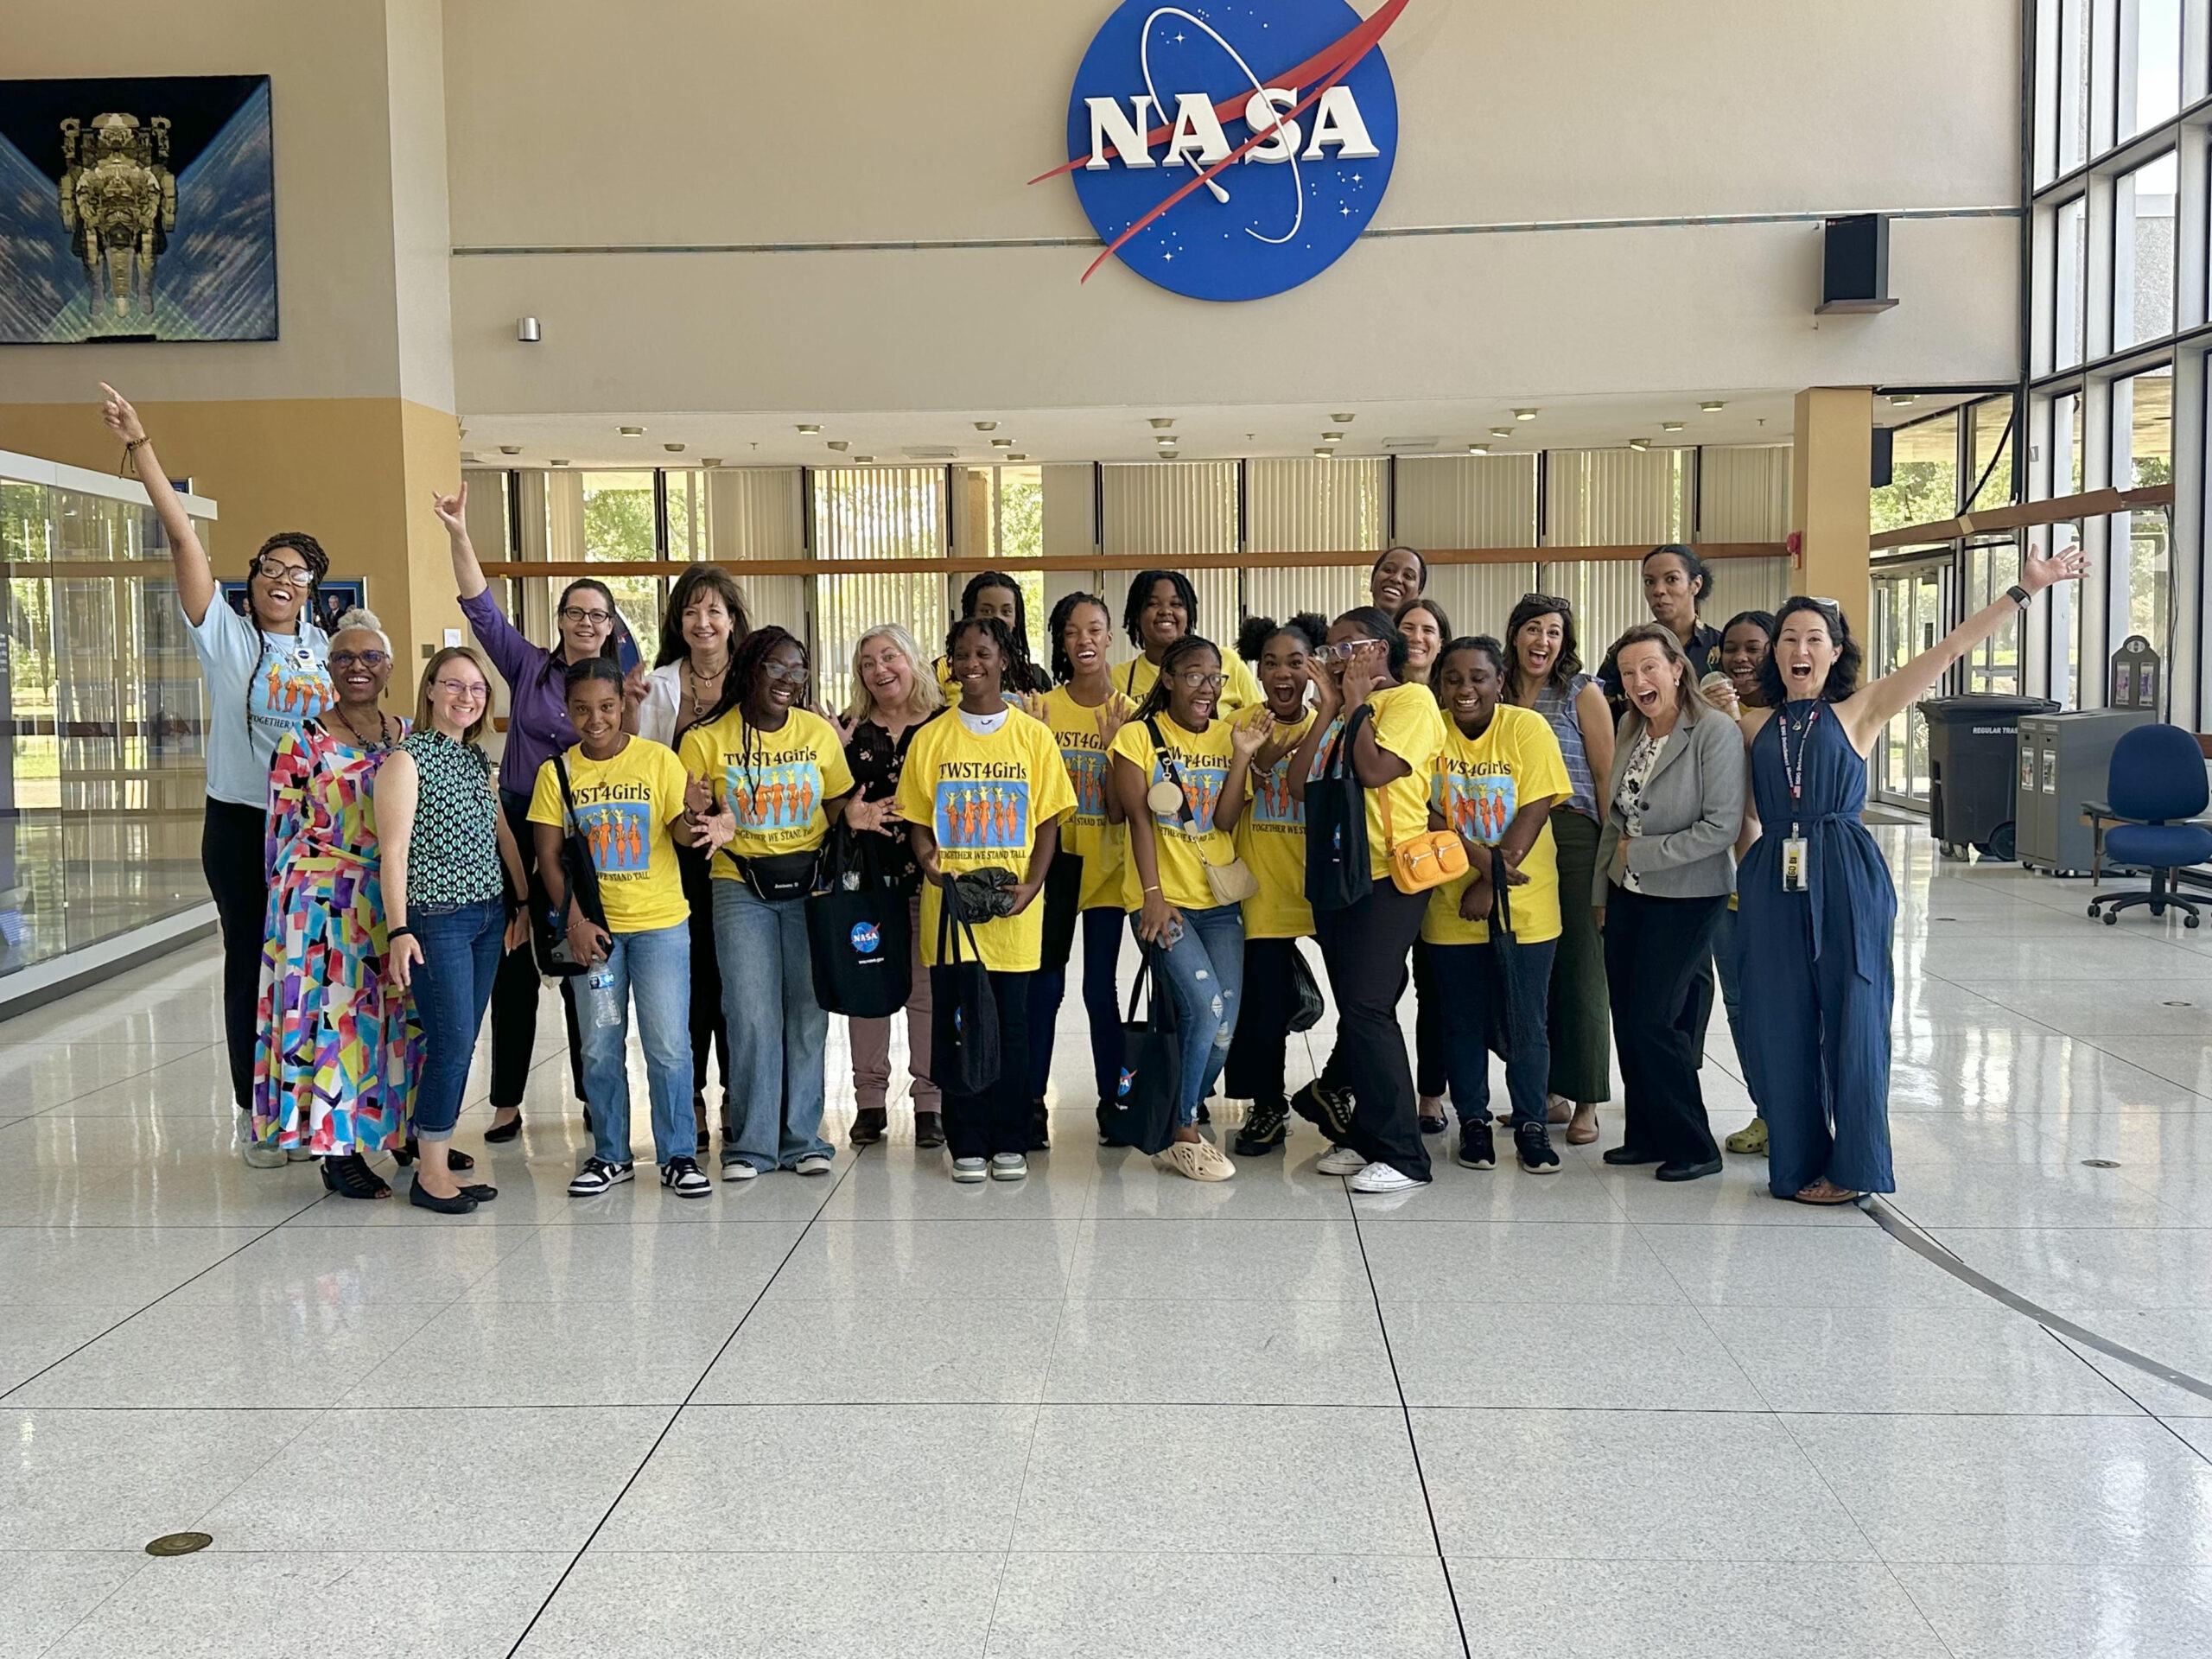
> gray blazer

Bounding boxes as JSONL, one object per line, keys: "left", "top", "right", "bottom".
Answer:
{"left": 1593, "top": 703, "right": 1744, "bottom": 903}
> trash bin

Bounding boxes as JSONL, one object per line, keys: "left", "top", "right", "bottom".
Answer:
{"left": 1919, "top": 694, "right": 2058, "bottom": 861}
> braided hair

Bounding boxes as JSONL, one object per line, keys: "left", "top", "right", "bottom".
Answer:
{"left": 697, "top": 624, "right": 806, "bottom": 728}
{"left": 959, "top": 570, "right": 1049, "bottom": 694}
{"left": 1047, "top": 591, "right": 1116, "bottom": 684}
{"left": 245, "top": 531, "right": 331, "bottom": 737}
{"left": 1121, "top": 569, "right": 1199, "bottom": 650}
{"left": 1132, "top": 633, "right": 1220, "bottom": 722}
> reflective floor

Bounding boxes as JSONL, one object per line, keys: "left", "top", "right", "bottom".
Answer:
{"left": 3, "top": 828, "right": 2212, "bottom": 1657}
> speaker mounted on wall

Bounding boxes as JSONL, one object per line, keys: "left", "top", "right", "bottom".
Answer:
{"left": 1817, "top": 213, "right": 1899, "bottom": 315}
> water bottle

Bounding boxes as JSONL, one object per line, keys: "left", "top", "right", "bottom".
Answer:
{"left": 586, "top": 964, "right": 622, "bottom": 1030}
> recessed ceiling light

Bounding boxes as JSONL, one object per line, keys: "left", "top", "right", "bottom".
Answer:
{"left": 1513, "top": 409, "right": 1537, "bottom": 422}
{"left": 974, "top": 420, "right": 999, "bottom": 431}
{"left": 461, "top": 452, "right": 479, "bottom": 463}
{"left": 1660, "top": 421, "right": 1685, "bottom": 433}
{"left": 1006, "top": 452, "right": 1028, "bottom": 461}
{"left": 1700, "top": 400, "right": 1726, "bottom": 413}
{"left": 826, "top": 441, "right": 849, "bottom": 452}
{"left": 1313, "top": 447, "right": 1333, "bottom": 457}
{"left": 1490, "top": 427, "right": 1512, "bottom": 437}
{"left": 499, "top": 444, "right": 522, "bottom": 455}
{"left": 702, "top": 457, "right": 722, "bottom": 467}
{"left": 550, "top": 459, "right": 570, "bottom": 467}
{"left": 664, "top": 442, "right": 685, "bottom": 453}
{"left": 1466, "top": 443, "right": 1490, "bottom": 454}
{"left": 797, "top": 423, "right": 822, "bottom": 434}
{"left": 618, "top": 425, "right": 645, "bottom": 435}
{"left": 1627, "top": 437, "right": 1651, "bottom": 451}
{"left": 854, "top": 454, "right": 875, "bottom": 463}
{"left": 1888, "top": 393, "right": 1918, "bottom": 406}
{"left": 1319, "top": 433, "right": 1343, "bottom": 443}
{"left": 991, "top": 437, "right": 1014, "bottom": 448}
{"left": 1331, "top": 413, "right": 1355, "bottom": 423}
{"left": 1149, "top": 416, "right": 1176, "bottom": 429}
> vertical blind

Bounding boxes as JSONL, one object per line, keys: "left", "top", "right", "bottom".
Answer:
{"left": 1395, "top": 454, "right": 1541, "bottom": 643}
{"left": 810, "top": 466, "right": 945, "bottom": 709}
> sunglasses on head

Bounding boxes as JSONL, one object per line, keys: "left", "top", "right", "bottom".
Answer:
{"left": 1518, "top": 593, "right": 1570, "bottom": 611}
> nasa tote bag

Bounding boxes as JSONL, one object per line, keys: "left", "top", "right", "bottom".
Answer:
{"left": 805, "top": 829, "right": 912, "bottom": 1020}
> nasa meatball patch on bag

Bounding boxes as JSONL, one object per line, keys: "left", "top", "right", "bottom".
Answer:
{"left": 806, "top": 828, "right": 912, "bottom": 1019}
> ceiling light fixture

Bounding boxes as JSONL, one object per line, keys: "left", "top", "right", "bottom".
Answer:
{"left": 499, "top": 444, "right": 522, "bottom": 455}
{"left": 664, "top": 443, "right": 685, "bottom": 453}
{"left": 515, "top": 316, "right": 540, "bottom": 343}
{"left": 1467, "top": 443, "right": 1490, "bottom": 454}
{"left": 1490, "top": 427, "right": 1512, "bottom": 437}
{"left": 1660, "top": 421, "right": 1685, "bottom": 432}
{"left": 797, "top": 423, "right": 822, "bottom": 434}
{"left": 549, "top": 459, "right": 570, "bottom": 467}
{"left": 1319, "top": 432, "right": 1343, "bottom": 443}
{"left": 1006, "top": 452, "right": 1029, "bottom": 461}
{"left": 1888, "top": 393, "right": 1918, "bottom": 406}
{"left": 702, "top": 458, "right": 722, "bottom": 468}
{"left": 1331, "top": 412, "right": 1356, "bottom": 423}
{"left": 1700, "top": 400, "right": 1726, "bottom": 413}
{"left": 974, "top": 420, "right": 1000, "bottom": 431}
{"left": 461, "top": 452, "right": 479, "bottom": 463}
{"left": 618, "top": 425, "right": 645, "bottom": 435}
{"left": 1513, "top": 409, "right": 1537, "bottom": 422}
{"left": 826, "top": 441, "right": 849, "bottom": 452}
{"left": 1313, "top": 447, "right": 1333, "bottom": 457}
{"left": 1148, "top": 416, "right": 1175, "bottom": 429}
{"left": 1627, "top": 437, "right": 1651, "bottom": 451}
{"left": 991, "top": 437, "right": 1014, "bottom": 448}
{"left": 855, "top": 454, "right": 875, "bottom": 463}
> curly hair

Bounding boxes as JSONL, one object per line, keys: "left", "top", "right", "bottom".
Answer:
{"left": 1236, "top": 611, "right": 1328, "bottom": 661}
{"left": 1047, "top": 591, "right": 1116, "bottom": 684}
{"left": 1503, "top": 593, "right": 1583, "bottom": 698}
{"left": 1755, "top": 596, "right": 1863, "bottom": 705}
{"left": 1132, "top": 634, "right": 1222, "bottom": 722}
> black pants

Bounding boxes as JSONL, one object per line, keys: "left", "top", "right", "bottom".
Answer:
{"left": 1316, "top": 878, "right": 1431, "bottom": 1181}
{"left": 675, "top": 839, "right": 731, "bottom": 1118}
{"left": 489, "top": 786, "right": 586, "bottom": 1110}
{"left": 1432, "top": 938, "right": 1557, "bottom": 1129}
{"left": 1604, "top": 884, "right": 1726, "bottom": 1166}
{"left": 1224, "top": 935, "right": 1304, "bottom": 1110}
{"left": 1411, "top": 939, "right": 1446, "bottom": 1100}
{"left": 200, "top": 797, "right": 269, "bottom": 1109}
{"left": 944, "top": 969, "right": 1034, "bottom": 1159}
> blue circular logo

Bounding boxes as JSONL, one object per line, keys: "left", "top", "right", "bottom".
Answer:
{"left": 849, "top": 921, "right": 881, "bottom": 956}
{"left": 1059, "top": 0, "right": 1401, "bottom": 302}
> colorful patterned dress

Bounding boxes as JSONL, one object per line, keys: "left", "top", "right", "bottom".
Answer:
{"left": 251, "top": 718, "right": 422, "bottom": 1154}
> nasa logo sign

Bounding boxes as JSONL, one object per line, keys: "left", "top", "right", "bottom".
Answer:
{"left": 1045, "top": 0, "right": 1405, "bottom": 301}
{"left": 849, "top": 921, "right": 881, "bottom": 957}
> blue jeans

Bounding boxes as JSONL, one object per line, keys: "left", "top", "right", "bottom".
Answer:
{"left": 579, "top": 922, "right": 694, "bottom": 1166}
{"left": 1137, "top": 902, "right": 1244, "bottom": 1126}
{"left": 712, "top": 880, "right": 831, "bottom": 1171}
{"left": 407, "top": 897, "right": 505, "bottom": 1141}
{"left": 1029, "top": 906, "right": 1126, "bottom": 1106}
{"left": 1429, "top": 937, "right": 1557, "bottom": 1130}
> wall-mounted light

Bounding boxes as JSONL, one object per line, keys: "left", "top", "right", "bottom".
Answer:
{"left": 515, "top": 316, "right": 540, "bottom": 343}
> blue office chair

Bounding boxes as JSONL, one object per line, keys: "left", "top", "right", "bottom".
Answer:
{"left": 2088, "top": 723, "right": 2211, "bottom": 928}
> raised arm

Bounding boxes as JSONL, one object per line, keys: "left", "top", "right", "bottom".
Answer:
{"left": 432, "top": 482, "right": 489, "bottom": 601}
{"left": 1840, "top": 547, "right": 2088, "bottom": 751}
{"left": 99, "top": 384, "right": 214, "bottom": 625}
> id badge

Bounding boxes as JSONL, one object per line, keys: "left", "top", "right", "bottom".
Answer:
{"left": 1781, "top": 836, "right": 1810, "bottom": 893}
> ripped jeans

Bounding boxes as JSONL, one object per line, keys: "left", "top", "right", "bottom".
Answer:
{"left": 1139, "top": 901, "right": 1245, "bottom": 1127}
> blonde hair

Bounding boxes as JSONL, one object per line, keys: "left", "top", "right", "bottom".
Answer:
{"left": 1610, "top": 622, "right": 1705, "bottom": 733}
{"left": 844, "top": 623, "right": 944, "bottom": 722}
{"left": 330, "top": 605, "right": 391, "bottom": 655}
{"left": 415, "top": 645, "right": 494, "bottom": 745}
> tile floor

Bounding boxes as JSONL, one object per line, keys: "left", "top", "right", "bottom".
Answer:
{"left": 3, "top": 830, "right": 2212, "bottom": 1657}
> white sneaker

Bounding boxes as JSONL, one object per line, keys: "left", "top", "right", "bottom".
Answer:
{"left": 1350, "top": 1160, "right": 1429, "bottom": 1193}
{"left": 721, "top": 1160, "right": 760, "bottom": 1183}
{"left": 793, "top": 1154, "right": 833, "bottom": 1176}
{"left": 1315, "top": 1145, "right": 1366, "bottom": 1176}
{"left": 950, "top": 1156, "right": 988, "bottom": 1184}
{"left": 242, "top": 1140, "right": 286, "bottom": 1169}
{"left": 988, "top": 1153, "right": 1028, "bottom": 1182}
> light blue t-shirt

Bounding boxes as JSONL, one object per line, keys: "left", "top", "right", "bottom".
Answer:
{"left": 186, "top": 600, "right": 332, "bottom": 808}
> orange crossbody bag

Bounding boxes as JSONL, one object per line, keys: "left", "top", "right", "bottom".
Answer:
{"left": 1377, "top": 773, "right": 1468, "bottom": 895}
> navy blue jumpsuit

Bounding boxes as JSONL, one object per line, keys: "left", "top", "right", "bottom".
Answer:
{"left": 1737, "top": 702, "right": 1897, "bottom": 1197}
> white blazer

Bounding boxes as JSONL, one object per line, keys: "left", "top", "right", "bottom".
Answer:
{"left": 635, "top": 662, "right": 683, "bottom": 747}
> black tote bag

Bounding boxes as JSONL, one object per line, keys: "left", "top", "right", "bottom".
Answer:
{"left": 1304, "top": 705, "right": 1373, "bottom": 914}
{"left": 806, "top": 828, "right": 912, "bottom": 1019}
{"left": 531, "top": 751, "right": 607, "bottom": 979}
{"left": 1106, "top": 944, "right": 1180, "bottom": 1156}
{"left": 929, "top": 895, "right": 1001, "bottom": 1096}
{"left": 1287, "top": 940, "right": 1326, "bottom": 1034}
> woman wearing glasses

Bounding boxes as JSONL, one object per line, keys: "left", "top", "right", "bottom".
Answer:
{"left": 1503, "top": 594, "right": 1614, "bottom": 1146}
{"left": 102, "top": 385, "right": 335, "bottom": 1163}
{"left": 379, "top": 648, "right": 532, "bottom": 1213}
{"left": 438, "top": 484, "right": 617, "bottom": 1141}
{"left": 252, "top": 610, "right": 422, "bottom": 1194}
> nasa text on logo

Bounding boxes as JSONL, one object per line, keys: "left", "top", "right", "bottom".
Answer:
{"left": 849, "top": 921, "right": 881, "bottom": 957}
{"left": 1046, "top": 0, "right": 1405, "bottom": 301}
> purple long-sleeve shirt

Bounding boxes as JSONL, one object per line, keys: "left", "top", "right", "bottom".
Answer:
{"left": 460, "top": 588, "right": 576, "bottom": 797}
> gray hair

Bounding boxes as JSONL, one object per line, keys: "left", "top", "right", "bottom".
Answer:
{"left": 330, "top": 606, "right": 391, "bottom": 655}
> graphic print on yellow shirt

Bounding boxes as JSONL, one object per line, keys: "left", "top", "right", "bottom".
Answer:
{"left": 1238, "top": 708, "right": 1316, "bottom": 939}
{"left": 678, "top": 707, "right": 854, "bottom": 874}
{"left": 526, "top": 737, "right": 691, "bottom": 934}
{"left": 1039, "top": 686, "right": 1128, "bottom": 910}
{"left": 1422, "top": 702, "right": 1569, "bottom": 948}
{"left": 1116, "top": 650, "right": 1263, "bottom": 715}
{"left": 896, "top": 710, "right": 1077, "bottom": 973}
{"left": 1307, "top": 685, "right": 1447, "bottom": 884}
{"left": 1107, "top": 714, "right": 1238, "bottom": 912}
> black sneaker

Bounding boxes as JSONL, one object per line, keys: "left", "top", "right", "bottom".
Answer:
{"left": 661, "top": 1156, "right": 712, "bottom": 1198}
{"left": 1096, "top": 1098, "right": 1131, "bottom": 1148}
{"left": 1456, "top": 1120, "right": 1496, "bottom": 1170}
{"left": 1029, "top": 1103, "right": 1051, "bottom": 1151}
{"left": 1515, "top": 1122, "right": 1561, "bottom": 1174}
{"left": 567, "top": 1157, "right": 634, "bottom": 1196}
{"left": 1195, "top": 1103, "right": 1211, "bottom": 1125}
{"left": 1234, "top": 1098, "right": 1289, "bottom": 1157}
{"left": 1290, "top": 1079, "right": 1354, "bottom": 1141}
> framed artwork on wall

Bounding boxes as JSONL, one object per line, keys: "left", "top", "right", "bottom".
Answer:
{"left": 221, "top": 578, "right": 363, "bottom": 639}
{"left": 0, "top": 74, "right": 275, "bottom": 344}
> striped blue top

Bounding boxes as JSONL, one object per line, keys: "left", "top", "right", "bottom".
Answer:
{"left": 1532, "top": 672, "right": 1600, "bottom": 822}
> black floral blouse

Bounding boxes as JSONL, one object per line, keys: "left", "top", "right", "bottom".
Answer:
{"left": 845, "top": 711, "right": 944, "bottom": 892}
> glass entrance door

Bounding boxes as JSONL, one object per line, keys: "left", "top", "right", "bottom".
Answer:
{"left": 1870, "top": 558, "right": 1952, "bottom": 809}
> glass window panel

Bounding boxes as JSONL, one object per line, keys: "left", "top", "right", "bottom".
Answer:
{"left": 1966, "top": 396, "right": 2016, "bottom": 512}
{"left": 2115, "top": 364, "right": 2173, "bottom": 664}
{"left": 665, "top": 470, "right": 702, "bottom": 563}
{"left": 2052, "top": 390, "right": 2086, "bottom": 495}
{"left": 2055, "top": 195, "right": 2088, "bottom": 369}
{"left": 2115, "top": 149, "right": 2177, "bottom": 348}
{"left": 2057, "top": 0, "right": 2094, "bottom": 174}
{"left": 1871, "top": 410, "right": 1960, "bottom": 532}
{"left": 577, "top": 469, "right": 662, "bottom": 661}
{"left": 2124, "top": 0, "right": 2183, "bottom": 138}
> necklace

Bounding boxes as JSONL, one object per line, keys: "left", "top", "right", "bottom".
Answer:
{"left": 684, "top": 652, "right": 729, "bottom": 720}
{"left": 328, "top": 705, "right": 391, "bottom": 753}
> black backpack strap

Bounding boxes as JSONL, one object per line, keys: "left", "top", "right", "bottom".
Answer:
{"left": 1142, "top": 715, "right": 1195, "bottom": 826}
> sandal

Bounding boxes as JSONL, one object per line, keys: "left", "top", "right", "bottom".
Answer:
{"left": 1792, "top": 1178, "right": 1861, "bottom": 1206}
{"left": 1725, "top": 1118, "right": 1769, "bottom": 1156}
{"left": 1154, "top": 1140, "right": 1234, "bottom": 1183}
{"left": 1563, "top": 1106, "right": 1599, "bottom": 1147}
{"left": 320, "top": 1154, "right": 391, "bottom": 1200}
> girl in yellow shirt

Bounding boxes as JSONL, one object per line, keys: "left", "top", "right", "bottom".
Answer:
{"left": 1112, "top": 569, "right": 1264, "bottom": 713}
{"left": 1033, "top": 592, "right": 1137, "bottom": 1147}
{"left": 1223, "top": 613, "right": 1326, "bottom": 1160}
{"left": 1108, "top": 633, "right": 1249, "bottom": 1181}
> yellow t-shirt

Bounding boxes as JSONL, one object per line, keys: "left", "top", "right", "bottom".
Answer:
{"left": 677, "top": 707, "right": 855, "bottom": 875}
{"left": 527, "top": 737, "right": 691, "bottom": 934}
{"left": 1114, "top": 650, "right": 1264, "bottom": 715}
{"left": 1041, "top": 684, "right": 1133, "bottom": 911}
{"left": 1309, "top": 683, "right": 1447, "bottom": 883}
{"left": 1422, "top": 703, "right": 1571, "bottom": 946}
{"left": 1108, "top": 712, "right": 1240, "bottom": 912}
{"left": 1237, "top": 708, "right": 1317, "bottom": 940}
{"left": 896, "top": 709, "right": 1077, "bottom": 973}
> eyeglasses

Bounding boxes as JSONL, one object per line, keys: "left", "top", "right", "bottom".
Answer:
{"left": 1518, "top": 593, "right": 1570, "bottom": 612}
{"left": 432, "top": 678, "right": 487, "bottom": 700}
{"left": 253, "top": 560, "right": 315, "bottom": 586}
{"left": 1317, "top": 638, "right": 1384, "bottom": 662}
{"left": 761, "top": 660, "right": 809, "bottom": 683}
{"left": 1173, "top": 671, "right": 1227, "bottom": 690}
{"left": 327, "top": 650, "right": 389, "bottom": 670}
{"left": 559, "top": 606, "right": 614, "bottom": 626}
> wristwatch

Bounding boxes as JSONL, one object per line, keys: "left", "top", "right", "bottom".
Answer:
{"left": 2005, "top": 584, "right": 2032, "bottom": 610}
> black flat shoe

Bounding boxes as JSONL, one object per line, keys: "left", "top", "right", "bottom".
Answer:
{"left": 457, "top": 1183, "right": 499, "bottom": 1202}
{"left": 483, "top": 1111, "right": 523, "bottom": 1144}
{"left": 320, "top": 1154, "right": 391, "bottom": 1200}
{"left": 913, "top": 1111, "right": 945, "bottom": 1149}
{"left": 1602, "top": 1145, "right": 1663, "bottom": 1166}
{"left": 1656, "top": 1156, "right": 1723, "bottom": 1183}
{"left": 394, "top": 1140, "right": 474, "bottom": 1171}
{"left": 1417, "top": 1114, "right": 1448, "bottom": 1136}
{"left": 408, "top": 1178, "right": 479, "bottom": 1215}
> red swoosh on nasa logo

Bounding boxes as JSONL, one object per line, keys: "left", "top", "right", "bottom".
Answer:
{"left": 1029, "top": 0, "right": 1409, "bottom": 187}
{"left": 1077, "top": 0, "right": 1406, "bottom": 283}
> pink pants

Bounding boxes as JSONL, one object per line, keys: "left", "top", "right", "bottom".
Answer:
{"left": 849, "top": 892, "right": 939, "bottom": 1113}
